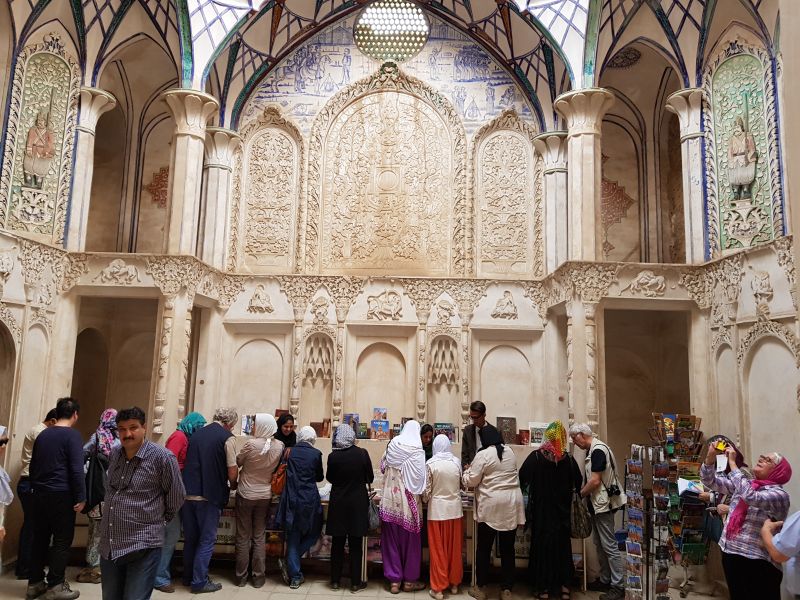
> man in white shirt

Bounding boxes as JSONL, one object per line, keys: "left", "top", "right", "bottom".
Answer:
{"left": 762, "top": 512, "right": 800, "bottom": 597}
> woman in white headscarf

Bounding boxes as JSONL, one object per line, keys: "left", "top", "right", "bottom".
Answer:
{"left": 380, "top": 420, "right": 428, "bottom": 593}
{"left": 234, "top": 414, "right": 284, "bottom": 588}
{"left": 276, "top": 426, "right": 324, "bottom": 589}
{"left": 423, "top": 435, "right": 463, "bottom": 599}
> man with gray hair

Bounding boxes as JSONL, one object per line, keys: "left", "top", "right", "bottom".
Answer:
{"left": 181, "top": 407, "right": 239, "bottom": 593}
{"left": 569, "top": 423, "right": 626, "bottom": 600}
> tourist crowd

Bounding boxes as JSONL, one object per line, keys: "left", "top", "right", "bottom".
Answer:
{"left": 5, "top": 398, "right": 798, "bottom": 600}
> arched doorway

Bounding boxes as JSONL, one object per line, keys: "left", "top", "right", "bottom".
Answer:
{"left": 71, "top": 328, "right": 110, "bottom": 440}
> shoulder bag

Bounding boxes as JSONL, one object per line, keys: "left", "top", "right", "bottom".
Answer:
{"left": 571, "top": 491, "right": 593, "bottom": 538}
{"left": 270, "top": 447, "right": 291, "bottom": 495}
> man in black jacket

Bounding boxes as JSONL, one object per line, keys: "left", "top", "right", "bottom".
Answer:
{"left": 461, "top": 401, "right": 494, "bottom": 469}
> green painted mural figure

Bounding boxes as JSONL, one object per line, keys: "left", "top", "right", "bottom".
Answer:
{"left": 727, "top": 115, "right": 758, "bottom": 201}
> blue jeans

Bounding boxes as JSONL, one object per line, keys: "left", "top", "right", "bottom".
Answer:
{"left": 153, "top": 515, "right": 181, "bottom": 588}
{"left": 182, "top": 500, "right": 221, "bottom": 591}
{"left": 285, "top": 527, "right": 321, "bottom": 581}
{"left": 100, "top": 547, "right": 161, "bottom": 600}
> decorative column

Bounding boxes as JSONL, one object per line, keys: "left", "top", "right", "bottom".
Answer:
{"left": 416, "top": 312, "right": 429, "bottom": 422}
{"left": 665, "top": 89, "right": 706, "bottom": 264}
{"left": 67, "top": 87, "right": 117, "bottom": 251}
{"left": 333, "top": 308, "right": 347, "bottom": 426}
{"left": 554, "top": 89, "right": 615, "bottom": 261}
{"left": 161, "top": 90, "right": 219, "bottom": 255}
{"left": 460, "top": 316, "right": 471, "bottom": 426}
{"left": 290, "top": 309, "right": 304, "bottom": 417}
{"left": 151, "top": 292, "right": 192, "bottom": 436}
{"left": 533, "top": 131, "right": 568, "bottom": 272}
{"left": 564, "top": 302, "right": 575, "bottom": 425}
{"left": 584, "top": 302, "right": 599, "bottom": 431}
{"left": 201, "top": 128, "right": 241, "bottom": 269}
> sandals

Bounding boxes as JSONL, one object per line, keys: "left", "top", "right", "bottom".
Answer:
{"left": 390, "top": 583, "right": 402, "bottom": 594}
{"left": 403, "top": 581, "right": 426, "bottom": 592}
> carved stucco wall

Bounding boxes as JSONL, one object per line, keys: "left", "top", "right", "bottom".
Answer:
{"left": 0, "top": 33, "right": 79, "bottom": 246}
{"left": 704, "top": 40, "right": 784, "bottom": 255}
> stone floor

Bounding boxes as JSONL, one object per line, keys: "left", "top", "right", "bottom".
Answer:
{"left": 0, "top": 566, "right": 720, "bottom": 599}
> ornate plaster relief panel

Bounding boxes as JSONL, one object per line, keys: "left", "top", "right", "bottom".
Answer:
{"left": 704, "top": 41, "right": 784, "bottom": 254}
{"left": 236, "top": 108, "right": 303, "bottom": 273}
{"left": 473, "top": 110, "right": 542, "bottom": 279}
{"left": 306, "top": 65, "right": 468, "bottom": 277}
{"left": 0, "top": 33, "right": 79, "bottom": 246}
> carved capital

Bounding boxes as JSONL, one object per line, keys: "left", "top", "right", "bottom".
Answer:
{"left": 532, "top": 131, "right": 568, "bottom": 173}
{"left": 554, "top": 88, "right": 615, "bottom": 136}
{"left": 665, "top": 88, "right": 704, "bottom": 141}
{"left": 77, "top": 87, "right": 117, "bottom": 134}
{"left": 204, "top": 127, "right": 242, "bottom": 171}
{"left": 161, "top": 89, "right": 219, "bottom": 139}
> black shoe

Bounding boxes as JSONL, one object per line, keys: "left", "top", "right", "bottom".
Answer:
{"left": 331, "top": 582, "right": 341, "bottom": 591}
{"left": 587, "top": 580, "right": 611, "bottom": 592}
{"left": 253, "top": 576, "right": 266, "bottom": 589}
{"left": 191, "top": 581, "right": 222, "bottom": 594}
{"left": 235, "top": 576, "right": 247, "bottom": 587}
{"left": 278, "top": 558, "right": 290, "bottom": 586}
{"left": 351, "top": 582, "right": 368, "bottom": 594}
{"left": 599, "top": 587, "right": 624, "bottom": 600}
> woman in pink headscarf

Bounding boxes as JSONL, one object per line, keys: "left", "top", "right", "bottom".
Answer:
{"left": 701, "top": 444, "right": 792, "bottom": 600}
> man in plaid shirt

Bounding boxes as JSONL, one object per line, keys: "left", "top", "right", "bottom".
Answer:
{"left": 99, "top": 407, "right": 185, "bottom": 599}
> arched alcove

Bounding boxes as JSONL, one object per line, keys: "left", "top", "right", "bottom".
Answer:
{"left": 599, "top": 41, "right": 682, "bottom": 263}
{"left": 715, "top": 344, "right": 740, "bottom": 445}
{"left": 230, "top": 339, "right": 284, "bottom": 417}
{"left": 71, "top": 328, "right": 110, "bottom": 440}
{"left": 91, "top": 34, "right": 179, "bottom": 253}
{"left": 0, "top": 320, "right": 16, "bottom": 432}
{"left": 300, "top": 332, "right": 334, "bottom": 424}
{"left": 745, "top": 337, "right": 800, "bottom": 506}
{"left": 354, "top": 342, "right": 408, "bottom": 424}
{"left": 479, "top": 344, "right": 532, "bottom": 424}
{"left": 427, "top": 335, "right": 460, "bottom": 425}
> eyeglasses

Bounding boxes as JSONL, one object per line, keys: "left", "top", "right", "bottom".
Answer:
{"left": 469, "top": 414, "right": 484, "bottom": 421}
{"left": 759, "top": 454, "right": 778, "bottom": 465}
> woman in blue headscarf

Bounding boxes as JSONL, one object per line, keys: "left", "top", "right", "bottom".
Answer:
{"left": 153, "top": 412, "right": 206, "bottom": 593}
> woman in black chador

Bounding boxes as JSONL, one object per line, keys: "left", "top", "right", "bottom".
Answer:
{"left": 519, "top": 420, "right": 582, "bottom": 599}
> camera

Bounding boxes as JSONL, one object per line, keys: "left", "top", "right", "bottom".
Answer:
{"left": 607, "top": 484, "right": 622, "bottom": 497}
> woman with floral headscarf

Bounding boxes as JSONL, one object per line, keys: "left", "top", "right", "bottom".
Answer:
{"left": 77, "top": 409, "right": 120, "bottom": 584}
{"left": 154, "top": 411, "right": 207, "bottom": 593}
{"left": 276, "top": 426, "right": 324, "bottom": 589}
{"left": 519, "top": 420, "right": 582, "bottom": 599}
{"left": 326, "top": 423, "right": 374, "bottom": 592}
{"left": 380, "top": 420, "right": 428, "bottom": 594}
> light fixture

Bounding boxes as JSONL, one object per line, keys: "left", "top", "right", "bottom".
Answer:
{"left": 354, "top": 0, "right": 430, "bottom": 63}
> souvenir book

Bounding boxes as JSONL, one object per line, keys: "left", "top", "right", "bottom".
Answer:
{"left": 496, "top": 417, "right": 517, "bottom": 445}
{"left": 372, "top": 407, "right": 388, "bottom": 420}
{"left": 371, "top": 419, "right": 390, "bottom": 440}
{"left": 434, "top": 422, "right": 455, "bottom": 441}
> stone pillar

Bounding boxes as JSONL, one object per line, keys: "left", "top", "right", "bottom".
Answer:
{"left": 688, "top": 308, "right": 716, "bottom": 433}
{"left": 460, "top": 317, "right": 471, "bottom": 427}
{"left": 533, "top": 131, "right": 568, "bottom": 272}
{"left": 416, "top": 312, "right": 429, "bottom": 422}
{"left": 554, "top": 89, "right": 615, "bottom": 261}
{"left": 201, "top": 128, "right": 241, "bottom": 269}
{"left": 584, "top": 302, "right": 600, "bottom": 431}
{"left": 333, "top": 309, "right": 347, "bottom": 426}
{"left": 161, "top": 90, "right": 219, "bottom": 255}
{"left": 564, "top": 303, "right": 575, "bottom": 425}
{"left": 152, "top": 293, "right": 192, "bottom": 437}
{"left": 290, "top": 309, "right": 304, "bottom": 417}
{"left": 67, "top": 87, "right": 117, "bottom": 251}
{"left": 665, "top": 88, "right": 706, "bottom": 264}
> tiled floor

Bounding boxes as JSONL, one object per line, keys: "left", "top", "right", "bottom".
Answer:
{"left": 0, "top": 567, "right": 720, "bottom": 599}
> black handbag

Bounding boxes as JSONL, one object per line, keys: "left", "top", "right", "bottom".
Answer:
{"left": 83, "top": 438, "right": 109, "bottom": 514}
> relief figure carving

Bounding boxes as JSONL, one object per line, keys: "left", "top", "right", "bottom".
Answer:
{"left": 247, "top": 284, "right": 275, "bottom": 313}
{"left": 491, "top": 290, "right": 518, "bottom": 320}
{"left": 366, "top": 290, "right": 402, "bottom": 321}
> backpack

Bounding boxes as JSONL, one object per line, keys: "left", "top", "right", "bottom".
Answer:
{"left": 83, "top": 438, "right": 109, "bottom": 514}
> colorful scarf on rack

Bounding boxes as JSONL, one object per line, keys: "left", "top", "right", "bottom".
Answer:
{"left": 540, "top": 420, "right": 567, "bottom": 462}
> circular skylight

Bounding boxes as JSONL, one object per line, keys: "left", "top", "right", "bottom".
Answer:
{"left": 354, "top": 0, "right": 430, "bottom": 63}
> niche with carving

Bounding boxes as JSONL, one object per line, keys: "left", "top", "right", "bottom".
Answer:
{"left": 303, "top": 333, "right": 334, "bottom": 381}
{"left": 428, "top": 336, "right": 460, "bottom": 386}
